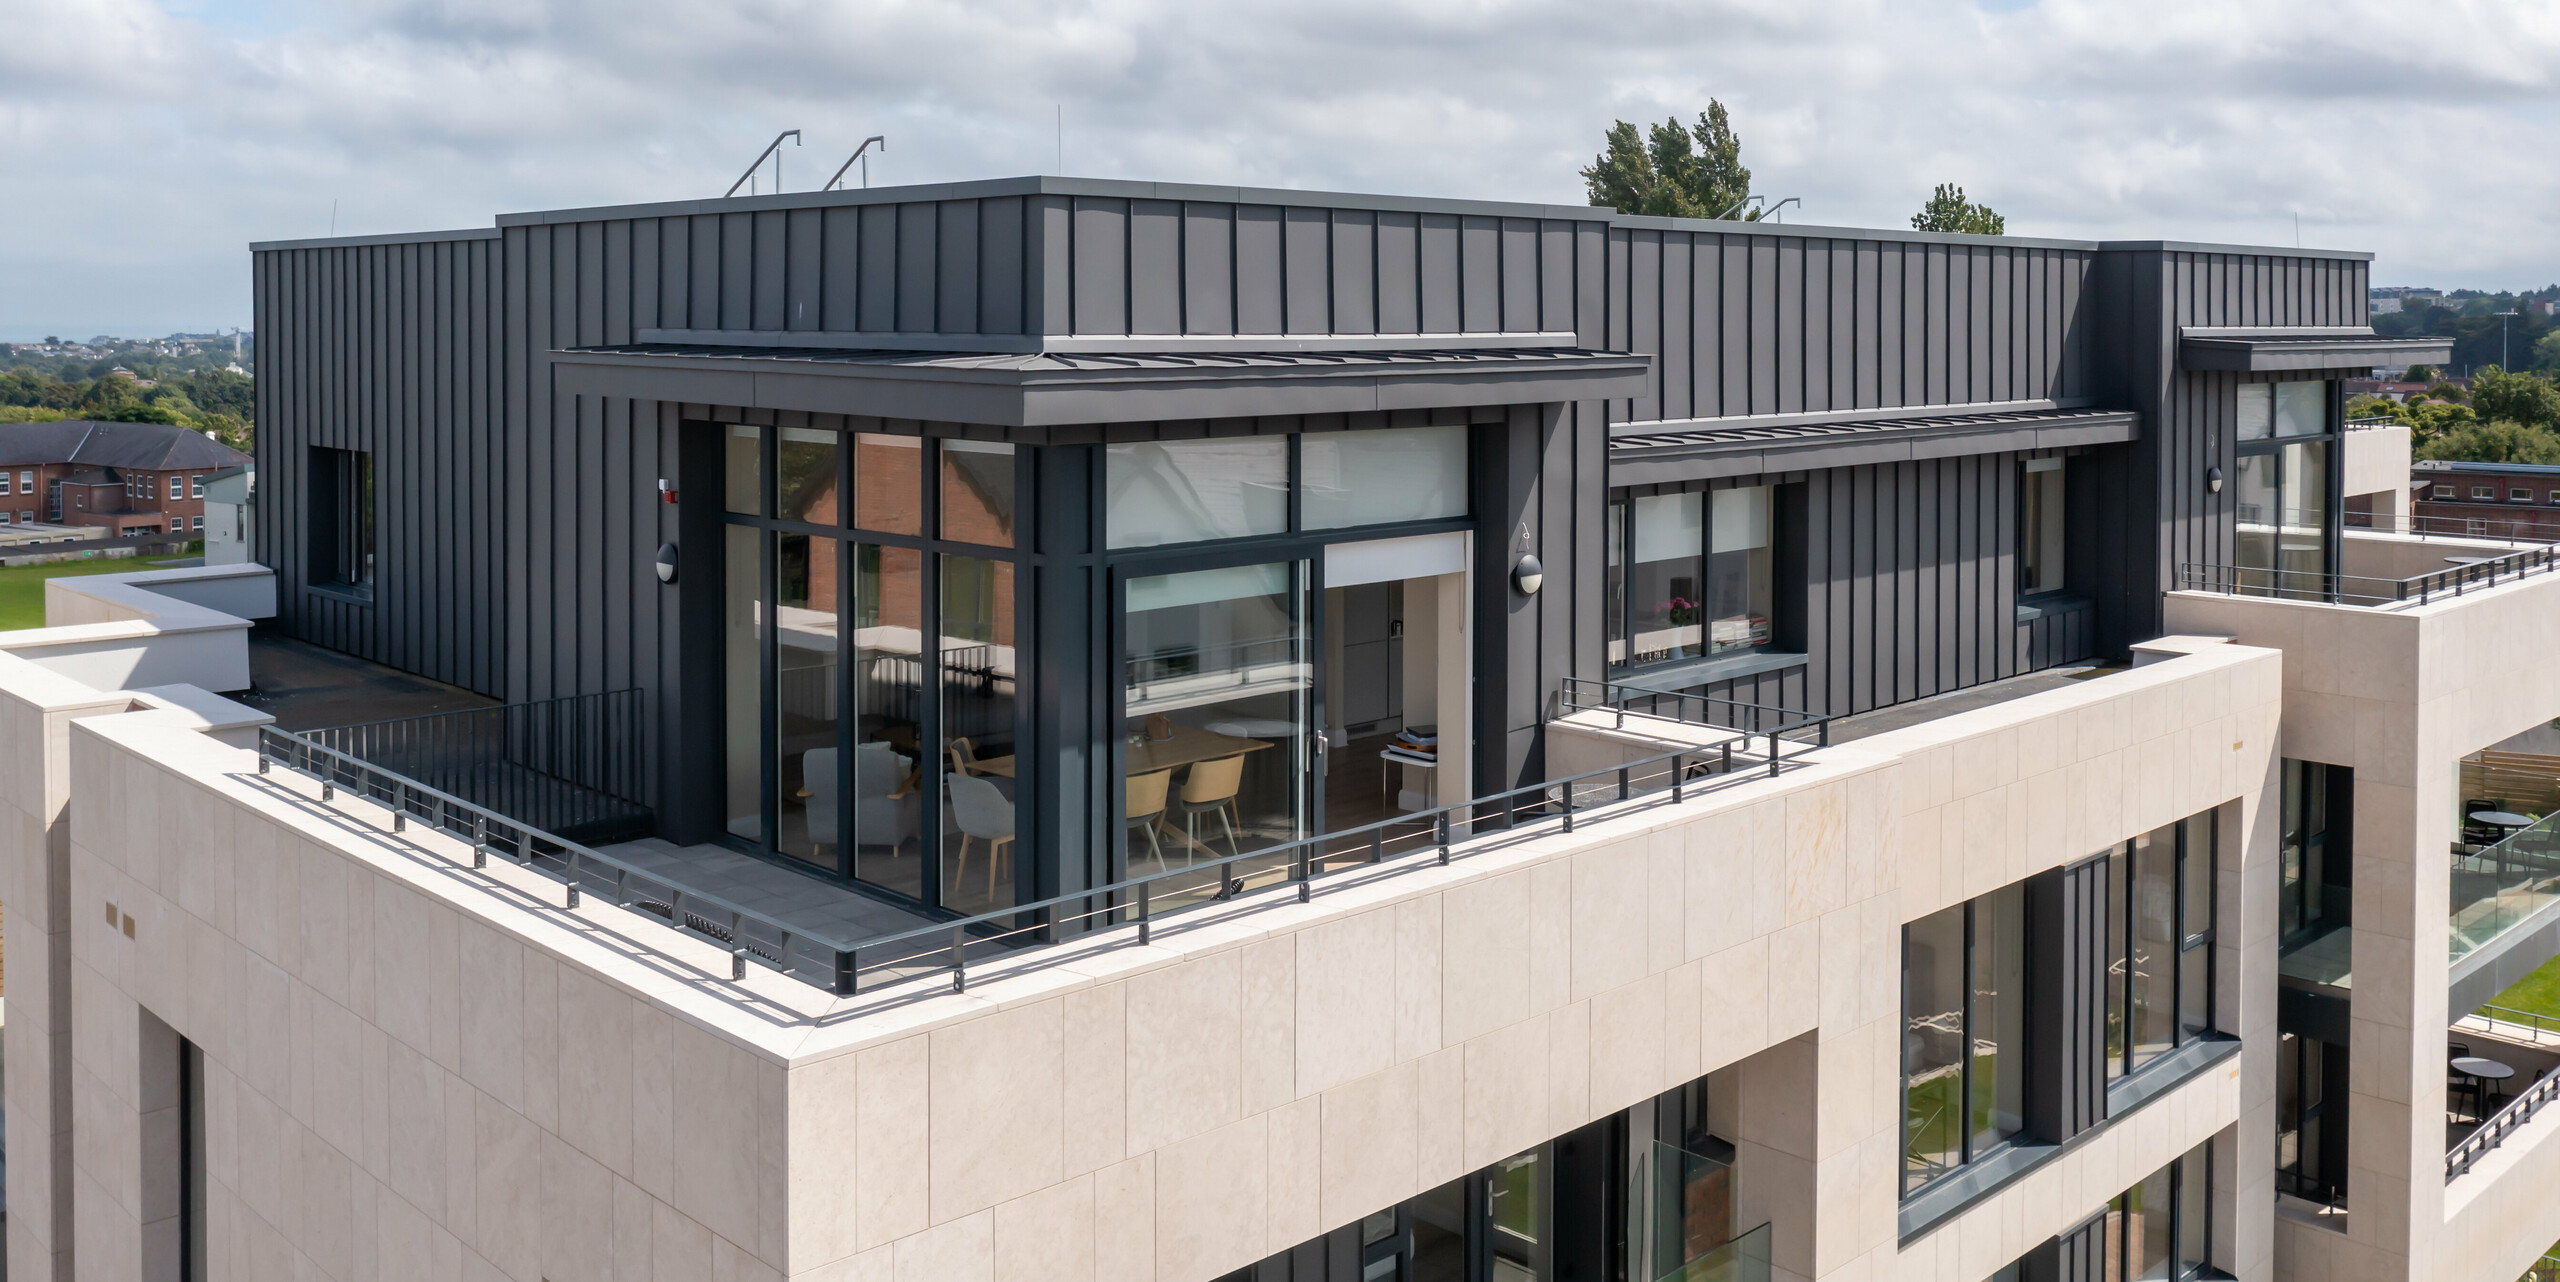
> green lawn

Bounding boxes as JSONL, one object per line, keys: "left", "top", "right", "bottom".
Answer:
{"left": 0, "top": 549, "right": 199, "bottom": 631}
{"left": 2486, "top": 950, "right": 2560, "bottom": 1021}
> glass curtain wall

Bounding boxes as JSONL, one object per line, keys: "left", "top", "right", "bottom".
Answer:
{"left": 1902, "top": 881, "right": 2026, "bottom": 1197}
{"left": 2234, "top": 381, "right": 2337, "bottom": 597}
{"left": 720, "top": 424, "right": 1021, "bottom": 913}
{"left": 2104, "top": 811, "right": 2218, "bottom": 1078}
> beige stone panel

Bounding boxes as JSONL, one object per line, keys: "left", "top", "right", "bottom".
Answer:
{"left": 1239, "top": 935, "right": 1297, "bottom": 1116}
{"left": 1093, "top": 1153, "right": 1156, "bottom": 1282}
{"left": 1784, "top": 783, "right": 1847, "bottom": 924}
{"left": 538, "top": 1130, "right": 618, "bottom": 1282}
{"left": 650, "top": 1198, "right": 717, "bottom": 1280}
{"left": 928, "top": 998, "right": 1065, "bottom": 1226}
{"left": 1697, "top": 939, "right": 1770, "bottom": 1072}
{"left": 1682, "top": 806, "right": 1757, "bottom": 959}
{"left": 455, "top": 917, "right": 527, "bottom": 1116}
{"left": 383, "top": 1036, "right": 451, "bottom": 1224}
{"left": 992, "top": 1175, "right": 1095, "bottom": 1282}
{"left": 632, "top": 1001, "right": 678, "bottom": 1204}
{"left": 1662, "top": 957, "right": 1703, "bottom": 1086}
{"left": 1416, "top": 1044, "right": 1466, "bottom": 1188}
{"left": 553, "top": 964, "right": 636, "bottom": 1178}
{"left": 1317, "top": 1061, "right": 1420, "bottom": 1231}
{"left": 1295, "top": 907, "right": 1399, "bottom": 1095}
{"left": 854, "top": 1036, "right": 929, "bottom": 1251}
{"left": 1461, "top": 1013, "right": 1551, "bottom": 1170}
{"left": 1154, "top": 1116, "right": 1269, "bottom": 1282}
{"left": 1587, "top": 973, "right": 1666, "bottom": 1118}
{"left": 891, "top": 1208, "right": 993, "bottom": 1282}
{"left": 1547, "top": 998, "right": 1591, "bottom": 1129}
{"left": 1061, "top": 982, "right": 1129, "bottom": 1178}
{"left": 473, "top": 1088, "right": 540, "bottom": 1281}
{"left": 1266, "top": 1093, "right": 1323, "bottom": 1248}
{"left": 1528, "top": 861, "right": 1573, "bottom": 1016}
{"left": 666, "top": 1019, "right": 769, "bottom": 1251}
{"left": 1567, "top": 838, "right": 1649, "bottom": 1003}
{"left": 1392, "top": 897, "right": 1443, "bottom": 1063}
{"left": 787, "top": 1049, "right": 862, "bottom": 1269}
{"left": 1438, "top": 870, "right": 1532, "bottom": 1045}
{"left": 1765, "top": 920, "right": 1820, "bottom": 1043}
{"left": 370, "top": 879, "right": 436, "bottom": 1055}
{"left": 1647, "top": 827, "right": 1687, "bottom": 974}
{"left": 1124, "top": 949, "right": 1242, "bottom": 1154}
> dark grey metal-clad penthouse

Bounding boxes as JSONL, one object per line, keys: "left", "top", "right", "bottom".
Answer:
{"left": 248, "top": 177, "right": 2443, "bottom": 927}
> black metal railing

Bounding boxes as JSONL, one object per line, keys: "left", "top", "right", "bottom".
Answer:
{"left": 2176, "top": 544, "right": 2560, "bottom": 608}
{"left": 302, "top": 690, "right": 652, "bottom": 844}
{"left": 260, "top": 683, "right": 1832, "bottom": 1000}
{"left": 2448, "top": 1062, "right": 2560, "bottom": 1180}
{"left": 1555, "top": 677, "right": 1834, "bottom": 748}
{"left": 842, "top": 698, "right": 1838, "bottom": 996}
{"left": 257, "top": 726, "right": 862, "bottom": 990}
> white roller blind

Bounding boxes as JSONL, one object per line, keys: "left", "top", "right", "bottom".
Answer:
{"left": 1711, "top": 486, "right": 1769, "bottom": 552}
{"left": 1631, "top": 492, "right": 1702, "bottom": 563}
{"left": 1125, "top": 562, "right": 1290, "bottom": 613}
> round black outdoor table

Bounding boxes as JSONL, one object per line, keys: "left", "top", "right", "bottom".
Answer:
{"left": 2453, "top": 1055, "right": 2516, "bottom": 1119}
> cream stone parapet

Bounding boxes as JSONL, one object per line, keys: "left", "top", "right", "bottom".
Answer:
{"left": 35, "top": 637, "right": 2283, "bottom": 1280}
{"left": 2341, "top": 425, "right": 2412, "bottom": 516}
{"left": 2167, "top": 571, "right": 2560, "bottom": 1282}
{"left": 0, "top": 563, "right": 275, "bottom": 694}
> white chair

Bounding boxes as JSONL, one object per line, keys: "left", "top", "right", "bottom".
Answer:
{"left": 945, "top": 771, "right": 1016, "bottom": 897}
{"left": 802, "top": 748, "right": 838, "bottom": 858}
{"left": 854, "top": 741, "right": 916, "bottom": 853}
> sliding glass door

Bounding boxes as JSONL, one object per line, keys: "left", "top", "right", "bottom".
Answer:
{"left": 2233, "top": 381, "right": 2337, "bottom": 597}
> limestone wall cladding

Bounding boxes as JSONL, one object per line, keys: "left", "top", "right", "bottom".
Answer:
{"left": 2167, "top": 572, "right": 2560, "bottom": 1282}
{"left": 46, "top": 641, "right": 2280, "bottom": 1282}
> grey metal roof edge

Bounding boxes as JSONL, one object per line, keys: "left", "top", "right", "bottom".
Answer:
{"left": 2180, "top": 326, "right": 2379, "bottom": 339}
{"left": 2097, "top": 239, "right": 2373, "bottom": 263}
{"left": 487, "top": 174, "right": 1616, "bottom": 231}
{"left": 1602, "top": 215, "right": 2103, "bottom": 253}
{"left": 249, "top": 226, "right": 503, "bottom": 253}
{"left": 1613, "top": 409, "right": 2137, "bottom": 460}
{"left": 1611, "top": 396, "right": 2109, "bottom": 440}
{"left": 629, "top": 328, "right": 1587, "bottom": 355}
{"left": 552, "top": 344, "right": 1651, "bottom": 387}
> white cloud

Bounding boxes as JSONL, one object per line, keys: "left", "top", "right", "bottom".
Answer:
{"left": 6, "top": 0, "right": 2560, "bottom": 337}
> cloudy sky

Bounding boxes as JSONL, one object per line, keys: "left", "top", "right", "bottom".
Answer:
{"left": 7, "top": 0, "right": 2560, "bottom": 340}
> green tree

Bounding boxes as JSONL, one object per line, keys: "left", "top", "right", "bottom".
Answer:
{"left": 2405, "top": 400, "right": 2478, "bottom": 445}
{"left": 2531, "top": 334, "right": 2560, "bottom": 373}
{"left": 2346, "top": 393, "right": 2407, "bottom": 424}
{"left": 1582, "top": 101, "right": 1757, "bottom": 220}
{"left": 2468, "top": 366, "right": 2560, "bottom": 430}
{"left": 2417, "top": 419, "right": 2560, "bottom": 465}
{"left": 2426, "top": 379, "right": 2470, "bottom": 403}
{"left": 1911, "top": 183, "right": 2006, "bottom": 235}
{"left": 103, "top": 402, "right": 186, "bottom": 425}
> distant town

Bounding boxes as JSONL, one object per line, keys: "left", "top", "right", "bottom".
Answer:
{"left": 0, "top": 330, "right": 255, "bottom": 451}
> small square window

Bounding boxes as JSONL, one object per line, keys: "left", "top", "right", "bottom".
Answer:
{"left": 0, "top": 476, "right": 12, "bottom": 497}
{"left": 190, "top": 476, "right": 205, "bottom": 499}
{"left": 2434, "top": 484, "right": 2455, "bottom": 498}
{"left": 2515, "top": 489, "right": 2535, "bottom": 503}
{"left": 2474, "top": 486, "right": 2497, "bottom": 499}
{"left": 167, "top": 476, "right": 182, "bottom": 502}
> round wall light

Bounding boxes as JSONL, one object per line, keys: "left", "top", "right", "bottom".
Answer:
{"left": 655, "top": 542, "right": 679, "bottom": 584}
{"left": 1513, "top": 552, "right": 1544, "bottom": 597}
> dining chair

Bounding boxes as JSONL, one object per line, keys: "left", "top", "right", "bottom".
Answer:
{"left": 802, "top": 748, "right": 838, "bottom": 861}
{"left": 1172, "top": 754, "right": 1246, "bottom": 861}
{"left": 948, "top": 737, "right": 982, "bottom": 776}
{"left": 945, "top": 772, "right": 1016, "bottom": 898}
{"left": 1126, "top": 769, "right": 1174, "bottom": 871}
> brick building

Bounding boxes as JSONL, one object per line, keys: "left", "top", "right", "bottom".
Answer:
{"left": 0, "top": 419, "right": 252, "bottom": 536}
{"left": 2410, "top": 458, "right": 2560, "bottom": 540}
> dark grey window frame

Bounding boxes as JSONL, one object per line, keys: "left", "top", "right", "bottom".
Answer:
{"left": 714, "top": 422, "right": 1029, "bottom": 917}
{"left": 1900, "top": 884, "right": 2029, "bottom": 1200}
{"left": 2233, "top": 379, "right": 2344, "bottom": 588}
{"left": 1603, "top": 482, "right": 1787, "bottom": 678}
{"left": 2105, "top": 813, "right": 2218, "bottom": 1083}
{"left": 307, "top": 445, "right": 375, "bottom": 603}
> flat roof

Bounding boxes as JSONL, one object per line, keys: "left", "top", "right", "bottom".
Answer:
{"left": 251, "top": 174, "right": 2374, "bottom": 261}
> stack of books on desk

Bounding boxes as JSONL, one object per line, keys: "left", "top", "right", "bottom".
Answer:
{"left": 1382, "top": 727, "right": 1438, "bottom": 767}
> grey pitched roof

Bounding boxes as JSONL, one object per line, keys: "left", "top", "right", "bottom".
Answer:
{"left": 0, "top": 420, "right": 252, "bottom": 472}
{"left": 551, "top": 343, "right": 1651, "bottom": 429}
{"left": 1610, "top": 404, "right": 2141, "bottom": 487}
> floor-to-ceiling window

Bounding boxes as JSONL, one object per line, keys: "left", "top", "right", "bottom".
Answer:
{"left": 2233, "top": 381, "right": 2338, "bottom": 598}
{"left": 720, "top": 423, "right": 1021, "bottom": 913}
{"left": 2104, "top": 811, "right": 2218, "bottom": 1079}
{"left": 1902, "top": 879, "right": 2028, "bottom": 1196}
{"left": 1105, "top": 426, "right": 1469, "bottom": 898}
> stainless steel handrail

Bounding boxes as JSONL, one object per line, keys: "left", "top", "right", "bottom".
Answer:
{"left": 2448, "top": 1064, "right": 2560, "bottom": 1180}
{"left": 2175, "top": 544, "right": 2560, "bottom": 608}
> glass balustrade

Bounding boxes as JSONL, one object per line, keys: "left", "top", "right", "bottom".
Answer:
{"left": 2450, "top": 809, "right": 2560, "bottom": 965}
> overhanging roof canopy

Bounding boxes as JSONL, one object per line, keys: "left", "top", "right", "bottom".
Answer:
{"left": 1609, "top": 402, "right": 2140, "bottom": 487}
{"left": 550, "top": 343, "right": 1649, "bottom": 429}
{"left": 2178, "top": 327, "right": 2453, "bottom": 373}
